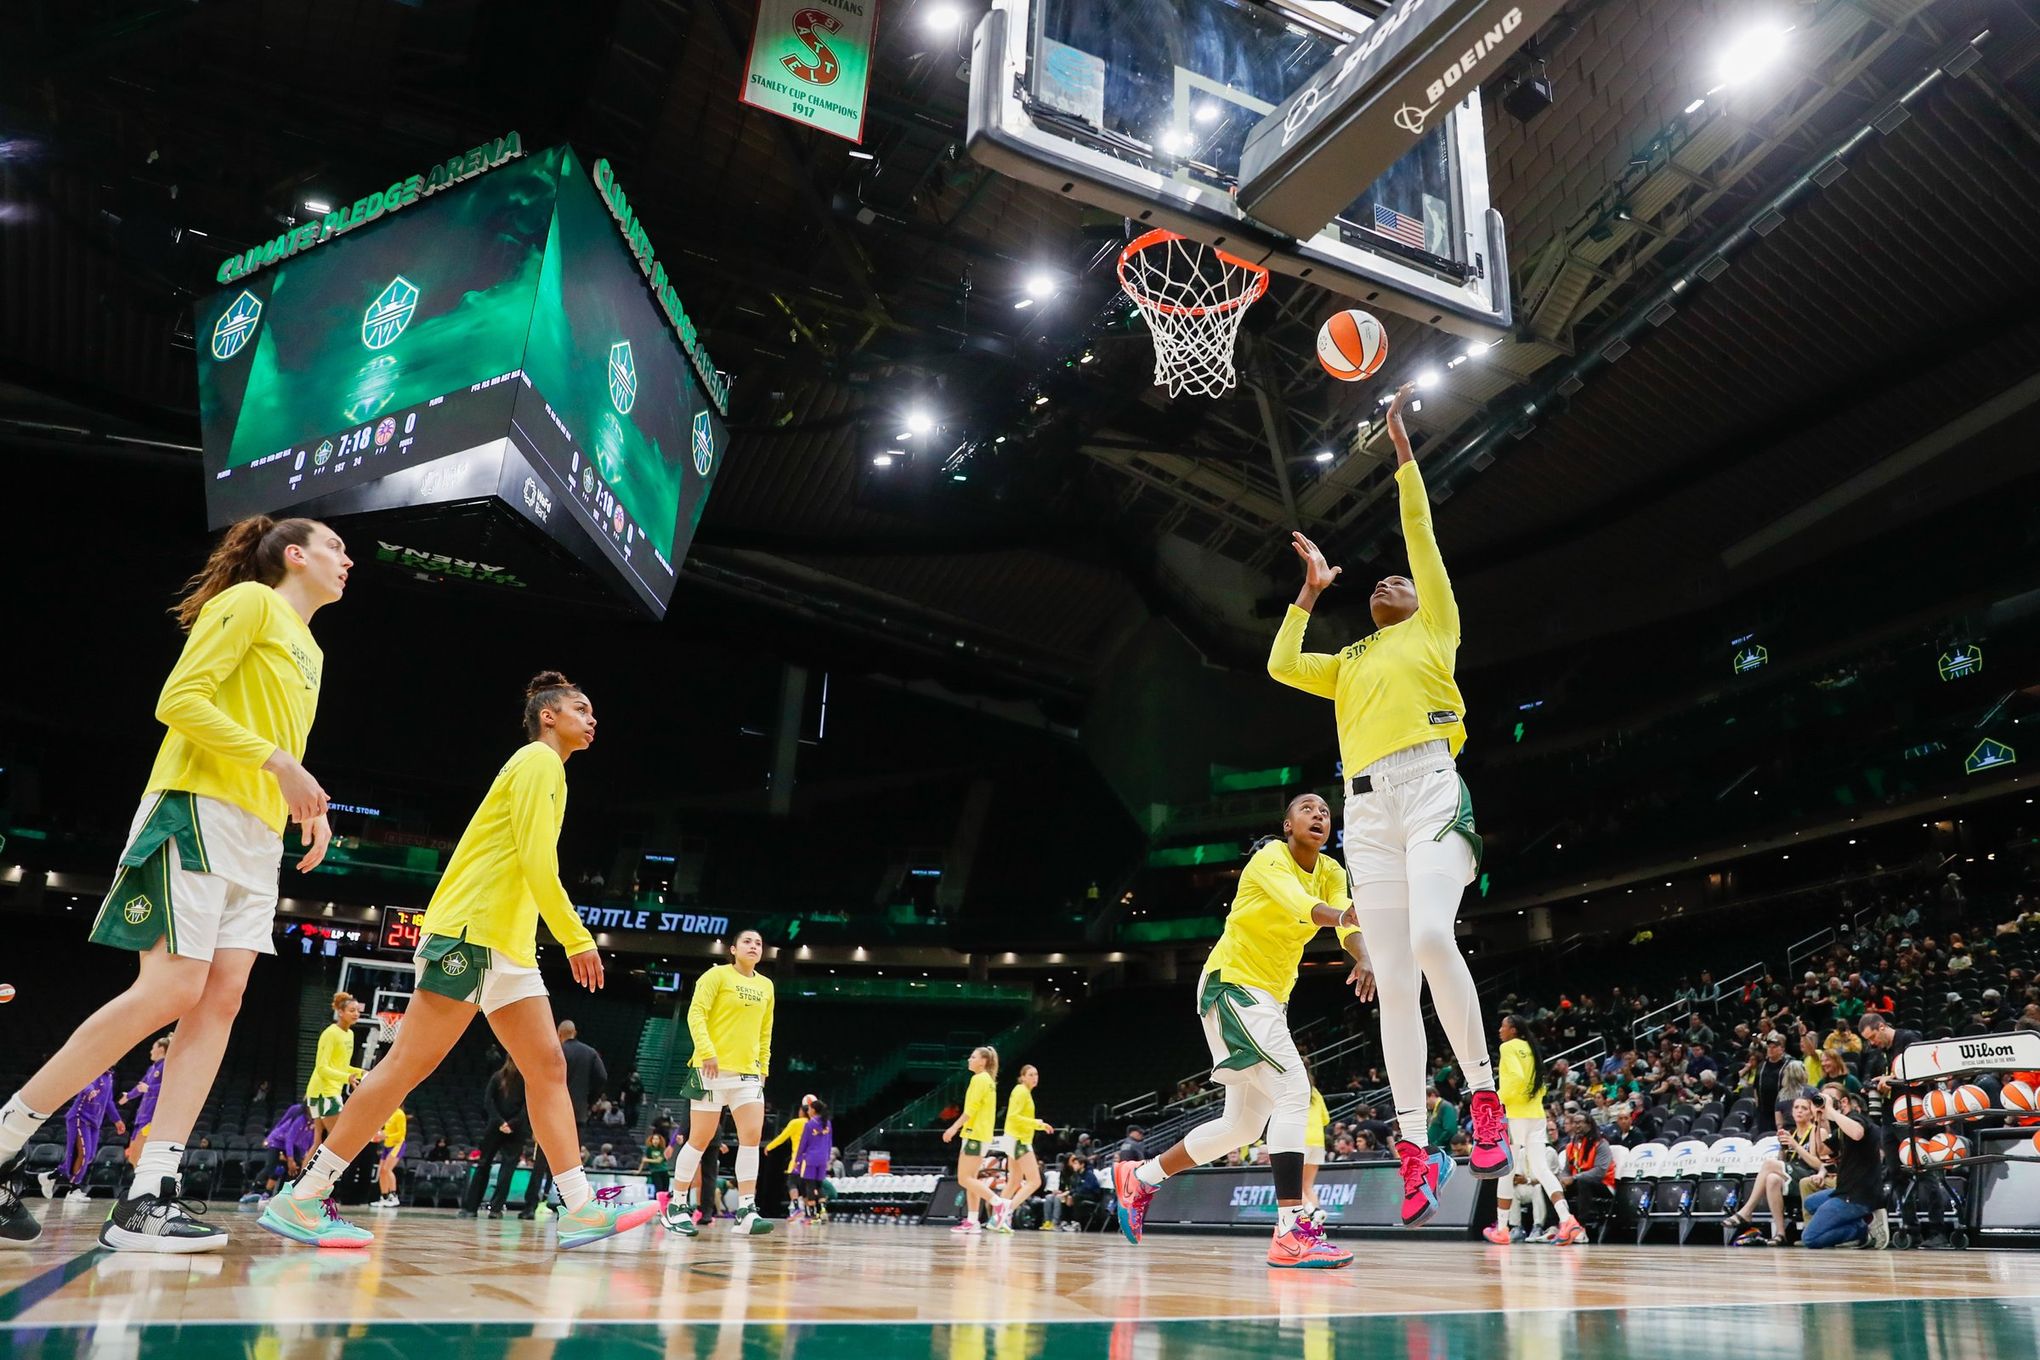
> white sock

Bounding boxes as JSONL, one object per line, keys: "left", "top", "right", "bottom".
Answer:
{"left": 553, "top": 1167, "right": 592, "bottom": 1212}
{"left": 1277, "top": 1204, "right": 1302, "bottom": 1233}
{"left": 1552, "top": 1195, "right": 1572, "bottom": 1223}
{"left": 1135, "top": 1160, "right": 1169, "bottom": 1188}
{"left": 672, "top": 1142, "right": 704, "bottom": 1187}
{"left": 133, "top": 1141, "right": 185, "bottom": 1194}
{"left": 0, "top": 1095, "right": 51, "bottom": 1161}
{"left": 291, "top": 1145, "right": 351, "bottom": 1201}
{"left": 1496, "top": 1200, "right": 1512, "bottom": 1229}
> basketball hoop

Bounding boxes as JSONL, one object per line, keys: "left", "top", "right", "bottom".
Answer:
{"left": 1117, "top": 228, "right": 1270, "bottom": 398}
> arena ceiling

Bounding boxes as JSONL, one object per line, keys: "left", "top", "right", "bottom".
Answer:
{"left": 3, "top": 0, "right": 2039, "bottom": 700}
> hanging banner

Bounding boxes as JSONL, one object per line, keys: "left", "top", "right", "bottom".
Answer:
{"left": 740, "top": 0, "right": 880, "bottom": 144}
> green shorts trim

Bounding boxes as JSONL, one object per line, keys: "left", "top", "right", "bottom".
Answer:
{"left": 415, "top": 933, "right": 489, "bottom": 1003}
{"left": 90, "top": 792, "right": 209, "bottom": 955}
{"left": 1012, "top": 1142, "right": 1033, "bottom": 1160}
{"left": 677, "top": 1065, "right": 708, "bottom": 1102}
{"left": 961, "top": 1139, "right": 985, "bottom": 1157}
{"left": 1200, "top": 973, "right": 1284, "bottom": 1075}
{"left": 307, "top": 1095, "right": 344, "bottom": 1118}
{"left": 1431, "top": 775, "right": 1485, "bottom": 871}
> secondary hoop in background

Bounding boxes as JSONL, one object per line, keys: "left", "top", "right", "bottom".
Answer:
{"left": 1117, "top": 228, "right": 1270, "bottom": 399}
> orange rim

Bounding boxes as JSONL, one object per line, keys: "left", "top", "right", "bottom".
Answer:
{"left": 1117, "top": 228, "right": 1270, "bottom": 318}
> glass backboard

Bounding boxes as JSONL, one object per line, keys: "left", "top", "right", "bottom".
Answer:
{"left": 967, "top": 0, "right": 1511, "bottom": 337}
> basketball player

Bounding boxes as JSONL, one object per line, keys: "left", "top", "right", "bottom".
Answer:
{"left": 1271, "top": 382, "right": 1511, "bottom": 1228}
{"left": 119, "top": 1035, "right": 172, "bottom": 1168}
{"left": 1485, "top": 1015, "right": 1581, "bottom": 1244}
{"left": 660, "top": 929, "right": 778, "bottom": 1238}
{"left": 375, "top": 1106, "right": 407, "bottom": 1208}
{"left": 304, "top": 993, "right": 363, "bottom": 1161}
{"left": 37, "top": 1070, "right": 120, "bottom": 1200}
{"left": 262, "top": 673, "right": 655, "bottom": 1251}
{"left": 943, "top": 1047, "right": 1009, "bottom": 1233}
{"left": 1002, "top": 1064, "right": 1056, "bottom": 1229}
{"left": 0, "top": 516, "right": 347, "bottom": 1252}
{"left": 1112, "top": 796, "right": 1363, "bottom": 1269}
{"left": 764, "top": 1098, "right": 809, "bottom": 1217}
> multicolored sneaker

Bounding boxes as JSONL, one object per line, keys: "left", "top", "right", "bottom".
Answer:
{"left": 258, "top": 1185, "right": 373, "bottom": 1249}
{"left": 0, "top": 1150, "right": 42, "bottom": 1249}
{"left": 1394, "top": 1139, "right": 1452, "bottom": 1228}
{"left": 557, "top": 1189, "right": 659, "bottom": 1251}
{"left": 659, "top": 1194, "right": 698, "bottom": 1238}
{"left": 732, "top": 1202, "right": 774, "bottom": 1236}
{"left": 1113, "top": 1160, "right": 1156, "bottom": 1245}
{"left": 1467, "top": 1091, "right": 1512, "bottom": 1180}
{"left": 1482, "top": 1222, "right": 1514, "bottom": 1245}
{"left": 950, "top": 1217, "right": 981, "bottom": 1234}
{"left": 1552, "top": 1217, "right": 1587, "bottom": 1245}
{"left": 1267, "top": 1217, "right": 1352, "bottom": 1269}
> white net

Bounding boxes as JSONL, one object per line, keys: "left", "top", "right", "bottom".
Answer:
{"left": 1118, "top": 229, "right": 1270, "bottom": 399}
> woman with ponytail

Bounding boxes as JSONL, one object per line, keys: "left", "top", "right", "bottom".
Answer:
{"left": 263, "top": 672, "right": 657, "bottom": 1253}
{"left": 0, "top": 515, "right": 350, "bottom": 1255}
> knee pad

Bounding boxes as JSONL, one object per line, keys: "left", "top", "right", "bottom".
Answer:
{"left": 735, "top": 1144, "right": 760, "bottom": 1186}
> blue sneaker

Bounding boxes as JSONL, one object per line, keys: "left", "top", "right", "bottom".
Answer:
{"left": 557, "top": 1190, "right": 660, "bottom": 1251}
{"left": 258, "top": 1184, "right": 374, "bottom": 1249}
{"left": 1395, "top": 1141, "right": 1453, "bottom": 1228}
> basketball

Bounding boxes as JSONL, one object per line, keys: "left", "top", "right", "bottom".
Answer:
{"left": 1899, "top": 1133, "right": 1951, "bottom": 1167}
{"left": 2003, "top": 1079, "right": 2040, "bottom": 1125}
{"left": 1316, "top": 309, "right": 1388, "bottom": 382}
{"left": 1923, "top": 1087, "right": 1963, "bottom": 1121}
{"left": 0, "top": 982, "right": 13, "bottom": 1003}
{"left": 1892, "top": 1094, "right": 1925, "bottom": 1124}
{"left": 1952, "top": 1084, "right": 1989, "bottom": 1115}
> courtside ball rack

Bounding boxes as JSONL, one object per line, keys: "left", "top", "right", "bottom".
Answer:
{"left": 1118, "top": 228, "right": 1270, "bottom": 398}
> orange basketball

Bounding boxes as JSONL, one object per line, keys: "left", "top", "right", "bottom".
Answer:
{"left": 1892, "top": 1094, "right": 1925, "bottom": 1124}
{"left": 1939, "top": 1135, "right": 1970, "bottom": 1162}
{"left": 2002, "top": 1079, "right": 2040, "bottom": 1126}
{"left": 1316, "top": 309, "right": 1388, "bottom": 382}
{"left": 1952, "top": 1084, "right": 1989, "bottom": 1116}
{"left": 2031, "top": 1129, "right": 2040, "bottom": 1155}
{"left": 1923, "top": 1088, "right": 1959, "bottom": 1121}
{"left": 1898, "top": 1134, "right": 1935, "bottom": 1167}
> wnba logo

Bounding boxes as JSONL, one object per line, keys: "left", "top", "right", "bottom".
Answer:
{"left": 783, "top": 8, "right": 843, "bottom": 85}
{"left": 122, "top": 897, "right": 153, "bottom": 925}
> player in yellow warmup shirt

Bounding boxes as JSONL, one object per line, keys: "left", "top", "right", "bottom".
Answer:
{"left": 264, "top": 672, "right": 654, "bottom": 1254}
{"left": 1486, "top": 1014, "right": 1580, "bottom": 1244}
{"left": 1113, "top": 794, "right": 1368, "bottom": 1269}
{"left": 1269, "top": 382, "right": 1510, "bottom": 1231}
{"left": 376, "top": 1106, "right": 408, "bottom": 1208}
{"left": 943, "top": 1047, "right": 1010, "bottom": 1233}
{"left": 0, "top": 516, "right": 349, "bottom": 1256}
{"left": 660, "top": 929, "right": 778, "bottom": 1238}
{"left": 304, "top": 991, "right": 365, "bottom": 1159}
{"left": 1002, "top": 1065, "right": 1058, "bottom": 1230}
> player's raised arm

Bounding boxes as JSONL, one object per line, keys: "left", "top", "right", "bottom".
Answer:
{"left": 1385, "top": 384, "right": 1459, "bottom": 644}
{"left": 1268, "top": 533, "right": 1344, "bottom": 697}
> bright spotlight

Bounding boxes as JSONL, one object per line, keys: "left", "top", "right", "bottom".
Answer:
{"left": 303, "top": 198, "right": 333, "bottom": 215}
{"left": 1161, "top": 129, "right": 1193, "bottom": 154}
{"left": 1193, "top": 103, "right": 1221, "bottom": 125}
{"left": 1025, "top": 273, "right": 1057, "bottom": 299}
{"left": 1415, "top": 368, "right": 1441, "bottom": 389}
{"left": 907, "top": 410, "right": 934, "bottom": 434}
{"left": 873, "top": 454, "right": 895, "bottom": 468}
{"left": 1313, "top": 450, "right": 1334, "bottom": 463}
{"left": 925, "top": 4, "right": 961, "bottom": 32}
{"left": 1716, "top": 22, "right": 1792, "bottom": 86}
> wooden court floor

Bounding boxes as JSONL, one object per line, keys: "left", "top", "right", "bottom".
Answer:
{"left": 5, "top": 1199, "right": 2040, "bottom": 1357}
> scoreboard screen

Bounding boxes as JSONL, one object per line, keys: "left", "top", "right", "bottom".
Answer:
{"left": 378, "top": 906, "right": 427, "bottom": 955}
{"left": 192, "top": 142, "right": 726, "bottom": 615}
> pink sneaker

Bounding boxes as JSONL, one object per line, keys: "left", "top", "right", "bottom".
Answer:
{"left": 1395, "top": 1139, "right": 1451, "bottom": 1228}
{"left": 1113, "top": 1160, "right": 1155, "bottom": 1245}
{"left": 1552, "top": 1217, "right": 1588, "bottom": 1245}
{"left": 1482, "top": 1222, "right": 1513, "bottom": 1245}
{"left": 1268, "top": 1217, "right": 1352, "bottom": 1269}
{"left": 1468, "top": 1091, "right": 1512, "bottom": 1180}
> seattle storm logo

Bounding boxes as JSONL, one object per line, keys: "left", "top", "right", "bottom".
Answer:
{"left": 608, "top": 340, "right": 638, "bottom": 415}
{"left": 692, "top": 410, "right": 714, "bottom": 476}
{"left": 440, "top": 950, "right": 470, "bottom": 977}
{"left": 210, "top": 291, "right": 264, "bottom": 360}
{"left": 362, "top": 276, "right": 420, "bottom": 350}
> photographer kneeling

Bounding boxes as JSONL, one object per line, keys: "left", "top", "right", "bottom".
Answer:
{"left": 1799, "top": 1084, "right": 1888, "bottom": 1250}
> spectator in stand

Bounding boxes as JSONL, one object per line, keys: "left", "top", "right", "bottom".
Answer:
{"left": 1447, "top": 1131, "right": 1471, "bottom": 1159}
{"left": 1053, "top": 1154, "right": 1101, "bottom": 1231}
{"left": 592, "top": 1144, "right": 619, "bottom": 1169}
{"left": 1972, "top": 989, "right": 2006, "bottom": 1033}
{"left": 1818, "top": 1049, "right": 1860, "bottom": 1094}
{"left": 1724, "top": 1095, "right": 1828, "bottom": 1246}
{"left": 1936, "top": 991, "right": 1970, "bottom": 1037}
{"left": 1425, "top": 1085, "right": 1459, "bottom": 1151}
{"left": 1331, "top": 1133, "right": 1359, "bottom": 1162}
{"left": 1697, "top": 970, "right": 1722, "bottom": 1004}
{"left": 620, "top": 1069, "right": 645, "bottom": 1128}
{"left": 1685, "top": 1043, "right": 1719, "bottom": 1083}
{"left": 1556, "top": 1112, "right": 1617, "bottom": 1233}
{"left": 1754, "top": 1035, "right": 1796, "bottom": 1133}
{"left": 1610, "top": 1109, "right": 1646, "bottom": 1148}
{"left": 1824, "top": 1018, "right": 1864, "bottom": 1057}
{"left": 1353, "top": 1104, "right": 1394, "bottom": 1148}
{"left": 1686, "top": 1014, "right": 1716, "bottom": 1049}
{"left": 1801, "top": 1086, "right": 1887, "bottom": 1249}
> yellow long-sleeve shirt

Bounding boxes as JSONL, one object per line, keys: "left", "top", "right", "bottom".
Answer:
{"left": 961, "top": 1070, "right": 996, "bottom": 1142}
{"left": 1308, "top": 1087, "right": 1329, "bottom": 1147}
{"left": 1005, "top": 1083, "right": 1043, "bottom": 1144}
{"left": 687, "top": 964, "right": 775, "bottom": 1077}
{"left": 765, "top": 1115, "right": 807, "bottom": 1170}
{"left": 146, "top": 581, "right": 323, "bottom": 835}
{"left": 1499, "top": 1037, "right": 1546, "bottom": 1119}
{"left": 1200, "top": 840, "right": 1357, "bottom": 1004}
{"left": 306, "top": 1024, "right": 362, "bottom": 1101}
{"left": 381, "top": 1108, "right": 408, "bottom": 1148}
{"left": 419, "top": 742, "right": 596, "bottom": 968}
{"left": 1266, "top": 461, "right": 1468, "bottom": 776}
